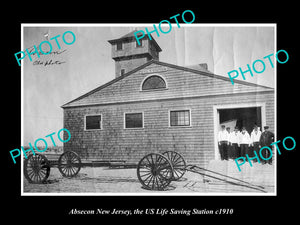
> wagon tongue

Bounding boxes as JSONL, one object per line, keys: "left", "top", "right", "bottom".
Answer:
{"left": 185, "top": 165, "right": 266, "bottom": 193}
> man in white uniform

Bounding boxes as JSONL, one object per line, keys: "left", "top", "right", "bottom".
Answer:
{"left": 250, "top": 125, "right": 262, "bottom": 162}
{"left": 229, "top": 126, "right": 240, "bottom": 159}
{"left": 239, "top": 127, "right": 251, "bottom": 158}
{"left": 218, "top": 125, "right": 229, "bottom": 160}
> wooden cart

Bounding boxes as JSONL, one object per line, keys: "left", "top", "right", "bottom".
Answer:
{"left": 136, "top": 151, "right": 266, "bottom": 192}
{"left": 24, "top": 151, "right": 81, "bottom": 184}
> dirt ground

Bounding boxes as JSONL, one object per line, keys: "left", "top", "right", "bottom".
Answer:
{"left": 23, "top": 160, "right": 275, "bottom": 194}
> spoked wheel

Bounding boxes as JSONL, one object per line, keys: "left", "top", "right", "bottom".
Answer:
{"left": 24, "top": 154, "right": 50, "bottom": 184}
{"left": 137, "top": 153, "right": 173, "bottom": 190}
{"left": 162, "top": 151, "right": 186, "bottom": 180}
{"left": 58, "top": 151, "right": 81, "bottom": 177}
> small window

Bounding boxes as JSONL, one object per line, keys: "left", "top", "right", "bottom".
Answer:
{"left": 85, "top": 115, "right": 102, "bottom": 130}
{"left": 121, "top": 69, "right": 125, "bottom": 75}
{"left": 142, "top": 75, "right": 166, "bottom": 90}
{"left": 125, "top": 113, "right": 143, "bottom": 129}
{"left": 170, "top": 110, "right": 191, "bottom": 127}
{"left": 136, "top": 39, "right": 142, "bottom": 47}
{"left": 116, "top": 42, "right": 123, "bottom": 50}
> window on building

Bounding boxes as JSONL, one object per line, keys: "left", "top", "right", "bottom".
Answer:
{"left": 170, "top": 110, "right": 191, "bottom": 127}
{"left": 85, "top": 115, "right": 102, "bottom": 130}
{"left": 121, "top": 69, "right": 125, "bottom": 76}
{"left": 136, "top": 39, "right": 142, "bottom": 47}
{"left": 142, "top": 75, "right": 166, "bottom": 90}
{"left": 116, "top": 42, "right": 123, "bottom": 50}
{"left": 125, "top": 113, "right": 143, "bottom": 128}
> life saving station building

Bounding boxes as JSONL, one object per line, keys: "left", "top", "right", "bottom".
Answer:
{"left": 61, "top": 31, "right": 275, "bottom": 167}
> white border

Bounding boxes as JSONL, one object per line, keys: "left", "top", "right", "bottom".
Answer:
{"left": 21, "top": 23, "right": 276, "bottom": 27}
{"left": 21, "top": 23, "right": 276, "bottom": 196}
{"left": 84, "top": 114, "right": 103, "bottom": 131}
{"left": 123, "top": 111, "right": 144, "bottom": 129}
{"left": 168, "top": 108, "right": 192, "bottom": 127}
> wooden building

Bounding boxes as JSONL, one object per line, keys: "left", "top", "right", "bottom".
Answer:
{"left": 61, "top": 31, "right": 275, "bottom": 167}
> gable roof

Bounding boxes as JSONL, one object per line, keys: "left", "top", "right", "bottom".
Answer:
{"left": 61, "top": 60, "right": 274, "bottom": 108}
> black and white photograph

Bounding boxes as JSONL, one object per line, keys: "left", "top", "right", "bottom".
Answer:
{"left": 21, "top": 24, "right": 276, "bottom": 195}
{"left": 4, "top": 4, "right": 299, "bottom": 221}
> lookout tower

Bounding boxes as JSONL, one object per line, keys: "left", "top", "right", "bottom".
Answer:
{"left": 108, "top": 30, "right": 162, "bottom": 78}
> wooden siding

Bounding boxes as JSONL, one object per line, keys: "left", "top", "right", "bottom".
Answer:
{"left": 64, "top": 91, "right": 274, "bottom": 168}
{"left": 63, "top": 62, "right": 273, "bottom": 108}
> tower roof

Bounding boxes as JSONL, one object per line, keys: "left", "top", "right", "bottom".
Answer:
{"left": 108, "top": 30, "right": 162, "bottom": 52}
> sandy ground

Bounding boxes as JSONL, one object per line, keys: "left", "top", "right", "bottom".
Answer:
{"left": 23, "top": 160, "right": 275, "bottom": 194}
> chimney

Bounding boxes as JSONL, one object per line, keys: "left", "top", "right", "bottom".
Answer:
{"left": 198, "top": 63, "right": 208, "bottom": 70}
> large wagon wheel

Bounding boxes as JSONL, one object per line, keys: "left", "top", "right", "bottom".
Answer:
{"left": 137, "top": 153, "right": 173, "bottom": 190}
{"left": 162, "top": 151, "right": 186, "bottom": 180}
{"left": 24, "top": 154, "right": 50, "bottom": 184}
{"left": 58, "top": 151, "right": 81, "bottom": 177}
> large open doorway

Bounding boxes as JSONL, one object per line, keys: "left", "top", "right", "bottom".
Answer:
{"left": 219, "top": 107, "right": 261, "bottom": 134}
{"left": 213, "top": 103, "right": 266, "bottom": 159}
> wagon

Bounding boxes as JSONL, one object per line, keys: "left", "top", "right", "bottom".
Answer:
{"left": 24, "top": 151, "right": 81, "bottom": 184}
{"left": 24, "top": 150, "right": 266, "bottom": 193}
{"left": 136, "top": 151, "right": 266, "bottom": 192}
{"left": 136, "top": 151, "right": 186, "bottom": 190}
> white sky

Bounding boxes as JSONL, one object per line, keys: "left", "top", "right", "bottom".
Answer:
{"left": 22, "top": 24, "right": 275, "bottom": 145}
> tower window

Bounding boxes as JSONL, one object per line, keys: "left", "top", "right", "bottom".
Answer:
{"left": 142, "top": 75, "right": 166, "bottom": 90}
{"left": 136, "top": 39, "right": 142, "bottom": 47}
{"left": 116, "top": 42, "right": 123, "bottom": 50}
{"left": 121, "top": 69, "right": 125, "bottom": 75}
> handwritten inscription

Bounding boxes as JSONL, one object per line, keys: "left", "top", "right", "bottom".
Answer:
{"left": 29, "top": 48, "right": 67, "bottom": 66}
{"left": 15, "top": 30, "right": 75, "bottom": 66}
{"left": 33, "top": 59, "right": 66, "bottom": 66}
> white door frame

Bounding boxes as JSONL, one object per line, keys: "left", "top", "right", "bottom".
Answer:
{"left": 213, "top": 102, "right": 266, "bottom": 160}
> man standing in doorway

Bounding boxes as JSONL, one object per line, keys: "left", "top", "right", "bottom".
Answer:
{"left": 250, "top": 125, "right": 262, "bottom": 162}
{"left": 218, "top": 125, "right": 229, "bottom": 160}
{"left": 229, "top": 126, "right": 240, "bottom": 159}
{"left": 259, "top": 126, "right": 274, "bottom": 164}
{"left": 226, "top": 127, "right": 231, "bottom": 158}
{"left": 239, "top": 127, "right": 251, "bottom": 158}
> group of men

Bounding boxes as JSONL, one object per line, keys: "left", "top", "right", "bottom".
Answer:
{"left": 218, "top": 124, "right": 274, "bottom": 164}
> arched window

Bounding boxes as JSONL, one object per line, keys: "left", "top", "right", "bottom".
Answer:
{"left": 142, "top": 75, "right": 166, "bottom": 90}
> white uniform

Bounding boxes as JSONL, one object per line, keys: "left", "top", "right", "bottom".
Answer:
{"left": 218, "top": 130, "right": 229, "bottom": 143}
{"left": 239, "top": 131, "right": 251, "bottom": 145}
{"left": 239, "top": 131, "right": 251, "bottom": 157}
{"left": 229, "top": 131, "right": 240, "bottom": 145}
{"left": 251, "top": 130, "right": 262, "bottom": 144}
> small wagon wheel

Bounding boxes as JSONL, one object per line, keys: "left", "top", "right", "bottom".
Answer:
{"left": 162, "top": 151, "right": 186, "bottom": 180}
{"left": 137, "top": 153, "right": 173, "bottom": 190}
{"left": 24, "top": 154, "right": 50, "bottom": 184}
{"left": 58, "top": 151, "right": 81, "bottom": 177}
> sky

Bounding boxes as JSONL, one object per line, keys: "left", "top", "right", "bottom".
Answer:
{"left": 22, "top": 24, "right": 275, "bottom": 145}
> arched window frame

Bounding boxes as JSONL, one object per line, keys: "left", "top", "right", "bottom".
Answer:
{"left": 140, "top": 74, "right": 168, "bottom": 91}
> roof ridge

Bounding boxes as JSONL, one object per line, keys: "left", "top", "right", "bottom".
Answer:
{"left": 151, "top": 60, "right": 274, "bottom": 89}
